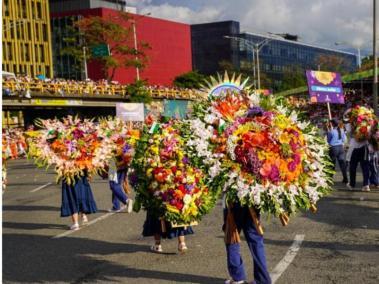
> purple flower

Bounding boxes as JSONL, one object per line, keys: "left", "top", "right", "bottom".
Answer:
{"left": 247, "top": 106, "right": 264, "bottom": 117}
{"left": 123, "top": 144, "right": 132, "bottom": 153}
{"left": 269, "top": 165, "right": 280, "bottom": 182}
{"left": 288, "top": 161, "right": 297, "bottom": 172}
{"left": 182, "top": 157, "right": 190, "bottom": 164}
{"left": 129, "top": 173, "right": 138, "bottom": 187}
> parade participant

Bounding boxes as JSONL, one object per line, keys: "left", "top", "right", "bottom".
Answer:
{"left": 107, "top": 159, "right": 133, "bottom": 213}
{"left": 61, "top": 173, "right": 98, "bottom": 230}
{"left": 223, "top": 201, "right": 271, "bottom": 284}
{"left": 368, "top": 123, "right": 379, "bottom": 189}
{"left": 142, "top": 211, "right": 193, "bottom": 253}
{"left": 327, "top": 119, "right": 348, "bottom": 184}
{"left": 346, "top": 137, "right": 370, "bottom": 191}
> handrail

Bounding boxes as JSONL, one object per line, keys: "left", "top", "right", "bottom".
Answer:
{"left": 2, "top": 81, "right": 202, "bottom": 100}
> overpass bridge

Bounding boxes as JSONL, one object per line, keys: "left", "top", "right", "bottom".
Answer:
{"left": 2, "top": 81, "right": 203, "bottom": 128}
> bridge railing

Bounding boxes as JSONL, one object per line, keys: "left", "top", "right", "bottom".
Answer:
{"left": 2, "top": 81, "right": 203, "bottom": 100}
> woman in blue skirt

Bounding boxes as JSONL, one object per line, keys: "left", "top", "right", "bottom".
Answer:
{"left": 142, "top": 210, "right": 194, "bottom": 253}
{"left": 61, "top": 174, "right": 98, "bottom": 230}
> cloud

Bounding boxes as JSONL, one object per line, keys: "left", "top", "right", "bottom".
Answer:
{"left": 133, "top": 0, "right": 373, "bottom": 55}
{"left": 139, "top": 3, "right": 221, "bottom": 24}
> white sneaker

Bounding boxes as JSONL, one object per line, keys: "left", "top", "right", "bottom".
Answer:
{"left": 127, "top": 199, "right": 133, "bottom": 213}
{"left": 362, "top": 185, "right": 370, "bottom": 192}
{"left": 150, "top": 244, "right": 163, "bottom": 253}
{"left": 69, "top": 223, "right": 80, "bottom": 231}
{"left": 225, "top": 280, "right": 248, "bottom": 284}
{"left": 108, "top": 204, "right": 127, "bottom": 213}
{"left": 346, "top": 183, "right": 353, "bottom": 191}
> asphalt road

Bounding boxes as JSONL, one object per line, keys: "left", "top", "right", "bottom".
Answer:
{"left": 3, "top": 159, "right": 379, "bottom": 284}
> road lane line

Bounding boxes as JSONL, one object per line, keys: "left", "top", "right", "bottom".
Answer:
{"left": 271, "top": 234, "right": 305, "bottom": 284}
{"left": 52, "top": 212, "right": 116, "bottom": 239}
{"left": 30, "top": 182, "right": 53, "bottom": 193}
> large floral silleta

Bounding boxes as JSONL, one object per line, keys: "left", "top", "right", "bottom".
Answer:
{"left": 191, "top": 73, "right": 334, "bottom": 224}
{"left": 348, "top": 105, "right": 377, "bottom": 142}
{"left": 129, "top": 119, "right": 222, "bottom": 224}
{"left": 28, "top": 116, "right": 115, "bottom": 184}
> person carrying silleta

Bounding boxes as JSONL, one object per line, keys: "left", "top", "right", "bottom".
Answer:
{"left": 223, "top": 197, "right": 271, "bottom": 284}
{"left": 327, "top": 119, "right": 349, "bottom": 184}
{"left": 107, "top": 157, "right": 133, "bottom": 213}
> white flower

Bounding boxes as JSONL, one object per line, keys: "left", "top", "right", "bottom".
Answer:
{"left": 183, "top": 194, "right": 192, "bottom": 205}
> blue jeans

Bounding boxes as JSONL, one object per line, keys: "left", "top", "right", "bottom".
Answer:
{"left": 109, "top": 170, "right": 128, "bottom": 210}
{"left": 224, "top": 204, "right": 271, "bottom": 284}
{"left": 349, "top": 146, "right": 370, "bottom": 187}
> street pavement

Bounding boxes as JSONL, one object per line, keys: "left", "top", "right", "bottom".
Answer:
{"left": 3, "top": 159, "right": 379, "bottom": 284}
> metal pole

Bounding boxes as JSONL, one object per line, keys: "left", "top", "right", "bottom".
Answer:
{"left": 132, "top": 20, "right": 140, "bottom": 81}
{"left": 256, "top": 47, "right": 261, "bottom": 90}
{"left": 374, "top": 0, "right": 378, "bottom": 115}
{"left": 83, "top": 46, "right": 88, "bottom": 80}
{"left": 357, "top": 47, "right": 361, "bottom": 68}
{"left": 252, "top": 44, "right": 257, "bottom": 90}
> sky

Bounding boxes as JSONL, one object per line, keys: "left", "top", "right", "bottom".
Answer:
{"left": 126, "top": 0, "right": 375, "bottom": 56}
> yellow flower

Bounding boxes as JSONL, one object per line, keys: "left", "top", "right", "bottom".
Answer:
{"left": 166, "top": 204, "right": 180, "bottom": 214}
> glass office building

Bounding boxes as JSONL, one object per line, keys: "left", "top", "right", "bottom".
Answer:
{"left": 192, "top": 21, "right": 357, "bottom": 89}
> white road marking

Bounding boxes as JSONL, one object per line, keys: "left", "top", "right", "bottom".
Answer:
{"left": 30, "top": 182, "right": 53, "bottom": 193}
{"left": 270, "top": 234, "right": 305, "bottom": 284}
{"left": 52, "top": 212, "right": 116, "bottom": 239}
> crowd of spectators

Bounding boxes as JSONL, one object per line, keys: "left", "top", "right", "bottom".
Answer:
{"left": 288, "top": 87, "right": 375, "bottom": 128}
{"left": 2, "top": 75, "right": 201, "bottom": 100}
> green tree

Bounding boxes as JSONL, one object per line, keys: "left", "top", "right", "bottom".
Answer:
{"left": 315, "top": 54, "right": 352, "bottom": 75}
{"left": 126, "top": 79, "right": 152, "bottom": 103}
{"left": 277, "top": 65, "right": 306, "bottom": 92}
{"left": 63, "top": 12, "right": 150, "bottom": 82}
{"left": 359, "top": 55, "right": 374, "bottom": 71}
{"left": 173, "top": 71, "right": 206, "bottom": 89}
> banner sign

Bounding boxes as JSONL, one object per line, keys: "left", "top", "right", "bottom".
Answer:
{"left": 306, "top": 70, "right": 344, "bottom": 104}
{"left": 163, "top": 100, "right": 189, "bottom": 119}
{"left": 116, "top": 103, "right": 144, "bottom": 121}
{"left": 91, "top": 44, "right": 110, "bottom": 57}
{"left": 31, "top": 99, "right": 83, "bottom": 106}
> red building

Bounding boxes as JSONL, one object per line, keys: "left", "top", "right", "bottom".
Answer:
{"left": 51, "top": 8, "right": 192, "bottom": 86}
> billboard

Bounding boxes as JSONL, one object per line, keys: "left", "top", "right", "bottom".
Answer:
{"left": 116, "top": 103, "right": 144, "bottom": 121}
{"left": 306, "top": 70, "right": 344, "bottom": 104}
{"left": 163, "top": 100, "right": 189, "bottom": 119}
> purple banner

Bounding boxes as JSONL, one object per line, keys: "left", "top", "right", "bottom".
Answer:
{"left": 306, "top": 70, "right": 344, "bottom": 104}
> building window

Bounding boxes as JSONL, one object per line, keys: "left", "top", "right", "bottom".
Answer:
{"left": 40, "top": 45, "right": 45, "bottom": 62}
{"left": 42, "top": 24, "right": 48, "bottom": 41}
{"left": 280, "top": 48, "right": 288, "bottom": 57}
{"left": 7, "top": 42, "right": 12, "bottom": 60}
{"left": 34, "top": 45, "right": 38, "bottom": 62}
{"left": 16, "top": 25, "right": 21, "bottom": 39}
{"left": 37, "top": 2, "right": 42, "bottom": 19}
{"left": 27, "top": 22, "right": 32, "bottom": 40}
{"left": 21, "top": 0, "right": 27, "bottom": 18}
{"left": 4, "top": 0, "right": 10, "bottom": 16}
{"left": 25, "top": 43, "right": 30, "bottom": 61}
{"left": 35, "top": 23, "right": 39, "bottom": 41}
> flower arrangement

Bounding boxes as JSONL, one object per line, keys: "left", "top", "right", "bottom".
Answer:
{"left": 191, "top": 74, "right": 333, "bottom": 223}
{"left": 130, "top": 119, "right": 220, "bottom": 224}
{"left": 28, "top": 116, "right": 115, "bottom": 184}
{"left": 98, "top": 117, "right": 140, "bottom": 170}
{"left": 349, "top": 106, "right": 377, "bottom": 142}
{"left": 2, "top": 128, "right": 28, "bottom": 160}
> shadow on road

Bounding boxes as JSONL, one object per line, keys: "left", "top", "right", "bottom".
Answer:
{"left": 3, "top": 233, "right": 225, "bottom": 283}
{"left": 3, "top": 205, "right": 60, "bottom": 212}
{"left": 303, "top": 194, "right": 379, "bottom": 230}
{"left": 264, "top": 238, "right": 379, "bottom": 253}
{"left": 3, "top": 222, "right": 68, "bottom": 230}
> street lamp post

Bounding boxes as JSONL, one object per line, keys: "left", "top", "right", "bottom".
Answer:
{"left": 130, "top": 12, "right": 151, "bottom": 81}
{"left": 373, "top": 0, "right": 378, "bottom": 115}
{"left": 224, "top": 36, "right": 273, "bottom": 91}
